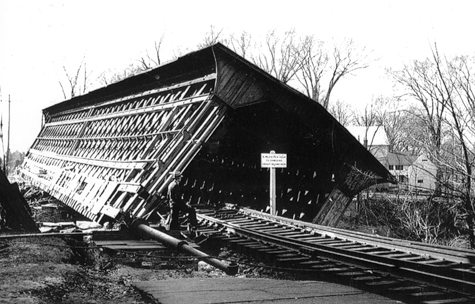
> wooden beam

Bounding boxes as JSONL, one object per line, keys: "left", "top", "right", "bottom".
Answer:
{"left": 28, "top": 149, "right": 151, "bottom": 170}
{"left": 45, "top": 94, "right": 209, "bottom": 127}
{"left": 312, "top": 165, "right": 380, "bottom": 227}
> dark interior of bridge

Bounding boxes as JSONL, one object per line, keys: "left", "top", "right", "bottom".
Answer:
{"left": 181, "top": 99, "right": 337, "bottom": 221}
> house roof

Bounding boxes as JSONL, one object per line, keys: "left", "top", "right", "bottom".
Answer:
{"left": 382, "top": 152, "right": 418, "bottom": 166}
{"left": 347, "top": 126, "right": 389, "bottom": 146}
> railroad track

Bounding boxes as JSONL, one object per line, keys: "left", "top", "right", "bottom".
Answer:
{"left": 195, "top": 206, "right": 475, "bottom": 304}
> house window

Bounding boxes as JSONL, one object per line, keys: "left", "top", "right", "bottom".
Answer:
{"left": 399, "top": 175, "right": 406, "bottom": 183}
{"left": 417, "top": 179, "right": 423, "bottom": 184}
{"left": 389, "top": 165, "right": 394, "bottom": 170}
{"left": 395, "top": 165, "right": 403, "bottom": 170}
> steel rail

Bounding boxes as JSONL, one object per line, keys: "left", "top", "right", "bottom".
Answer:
{"left": 196, "top": 211, "right": 475, "bottom": 295}
{"left": 236, "top": 206, "right": 475, "bottom": 264}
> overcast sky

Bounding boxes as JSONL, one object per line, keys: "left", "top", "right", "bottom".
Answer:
{"left": 0, "top": 0, "right": 474, "bottom": 152}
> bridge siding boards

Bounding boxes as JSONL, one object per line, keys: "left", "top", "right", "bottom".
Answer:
{"left": 24, "top": 79, "right": 219, "bottom": 222}
{"left": 22, "top": 43, "right": 394, "bottom": 225}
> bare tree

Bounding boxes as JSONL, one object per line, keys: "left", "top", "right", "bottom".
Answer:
{"left": 295, "top": 37, "right": 328, "bottom": 103}
{"left": 352, "top": 100, "right": 382, "bottom": 128}
{"left": 59, "top": 58, "right": 93, "bottom": 99}
{"left": 296, "top": 38, "right": 370, "bottom": 109}
{"left": 395, "top": 108, "right": 427, "bottom": 155}
{"left": 328, "top": 99, "right": 353, "bottom": 127}
{"left": 350, "top": 101, "right": 387, "bottom": 159}
{"left": 436, "top": 52, "right": 475, "bottom": 248}
{"left": 251, "top": 29, "right": 301, "bottom": 84}
{"left": 100, "top": 36, "right": 166, "bottom": 86}
{"left": 377, "top": 96, "right": 403, "bottom": 152}
{"left": 373, "top": 96, "right": 424, "bottom": 154}
{"left": 197, "top": 25, "right": 225, "bottom": 49}
{"left": 392, "top": 45, "right": 475, "bottom": 248}
{"left": 390, "top": 51, "right": 449, "bottom": 195}
{"left": 228, "top": 31, "right": 252, "bottom": 59}
{"left": 139, "top": 34, "right": 165, "bottom": 70}
{"left": 100, "top": 64, "right": 143, "bottom": 86}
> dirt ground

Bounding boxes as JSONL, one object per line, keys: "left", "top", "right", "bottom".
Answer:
{"left": 0, "top": 234, "right": 296, "bottom": 304}
{"left": 0, "top": 186, "right": 294, "bottom": 304}
{"left": 0, "top": 236, "right": 152, "bottom": 304}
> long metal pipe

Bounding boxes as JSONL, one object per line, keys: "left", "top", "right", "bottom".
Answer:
{"left": 130, "top": 218, "right": 238, "bottom": 275}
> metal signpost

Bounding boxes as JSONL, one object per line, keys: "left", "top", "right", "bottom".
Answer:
{"left": 261, "top": 151, "right": 287, "bottom": 215}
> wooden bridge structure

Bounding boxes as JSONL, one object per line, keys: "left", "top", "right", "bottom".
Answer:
{"left": 20, "top": 43, "right": 395, "bottom": 226}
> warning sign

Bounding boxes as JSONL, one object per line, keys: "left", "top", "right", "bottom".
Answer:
{"left": 261, "top": 153, "right": 287, "bottom": 168}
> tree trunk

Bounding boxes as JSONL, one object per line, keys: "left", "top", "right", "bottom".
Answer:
{"left": 467, "top": 211, "right": 475, "bottom": 249}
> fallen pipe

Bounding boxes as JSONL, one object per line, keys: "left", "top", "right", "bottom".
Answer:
{"left": 129, "top": 218, "right": 238, "bottom": 275}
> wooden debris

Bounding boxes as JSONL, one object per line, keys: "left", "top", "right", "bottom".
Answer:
{"left": 0, "top": 169, "right": 39, "bottom": 233}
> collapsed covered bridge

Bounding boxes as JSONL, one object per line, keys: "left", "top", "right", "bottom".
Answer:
{"left": 21, "top": 43, "right": 395, "bottom": 227}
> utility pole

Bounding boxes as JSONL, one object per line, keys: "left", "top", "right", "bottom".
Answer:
{"left": 0, "top": 88, "right": 3, "bottom": 172}
{"left": 5, "top": 95, "right": 10, "bottom": 176}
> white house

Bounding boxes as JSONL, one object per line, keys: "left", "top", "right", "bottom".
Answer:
{"left": 381, "top": 152, "right": 418, "bottom": 183}
{"left": 348, "top": 126, "right": 439, "bottom": 192}
{"left": 407, "top": 154, "right": 438, "bottom": 191}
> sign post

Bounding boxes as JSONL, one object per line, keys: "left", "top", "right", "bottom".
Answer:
{"left": 261, "top": 151, "right": 287, "bottom": 215}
